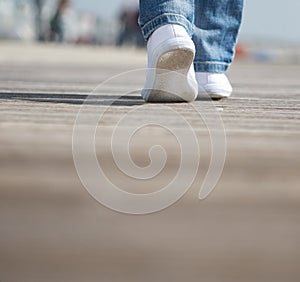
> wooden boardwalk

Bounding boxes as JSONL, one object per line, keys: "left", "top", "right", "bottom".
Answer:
{"left": 0, "top": 42, "right": 300, "bottom": 282}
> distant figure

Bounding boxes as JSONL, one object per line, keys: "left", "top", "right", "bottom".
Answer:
{"left": 116, "top": 1, "right": 145, "bottom": 47}
{"left": 49, "top": 0, "right": 69, "bottom": 42}
{"left": 33, "top": 0, "right": 45, "bottom": 41}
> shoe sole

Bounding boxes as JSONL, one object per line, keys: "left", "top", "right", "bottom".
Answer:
{"left": 143, "top": 48, "right": 197, "bottom": 103}
{"left": 198, "top": 86, "right": 232, "bottom": 100}
{"left": 209, "top": 93, "right": 231, "bottom": 100}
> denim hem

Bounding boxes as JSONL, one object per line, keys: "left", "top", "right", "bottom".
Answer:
{"left": 194, "top": 61, "right": 230, "bottom": 73}
{"left": 140, "top": 14, "right": 194, "bottom": 40}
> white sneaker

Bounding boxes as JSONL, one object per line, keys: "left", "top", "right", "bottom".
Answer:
{"left": 196, "top": 72, "right": 232, "bottom": 99}
{"left": 142, "top": 24, "right": 198, "bottom": 103}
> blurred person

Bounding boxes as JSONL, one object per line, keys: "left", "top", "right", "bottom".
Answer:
{"left": 33, "top": 0, "right": 45, "bottom": 41}
{"left": 139, "top": 0, "right": 244, "bottom": 102}
{"left": 49, "top": 0, "right": 69, "bottom": 42}
{"left": 117, "top": 0, "right": 144, "bottom": 47}
{"left": 76, "top": 13, "right": 97, "bottom": 45}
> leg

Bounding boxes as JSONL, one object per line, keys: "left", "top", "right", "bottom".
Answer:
{"left": 139, "top": 0, "right": 194, "bottom": 40}
{"left": 193, "top": 0, "right": 244, "bottom": 73}
{"left": 139, "top": 0, "right": 198, "bottom": 102}
{"left": 193, "top": 0, "right": 244, "bottom": 99}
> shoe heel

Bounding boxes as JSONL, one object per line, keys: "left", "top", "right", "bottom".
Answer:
{"left": 145, "top": 49, "right": 197, "bottom": 103}
{"left": 157, "top": 49, "right": 194, "bottom": 73}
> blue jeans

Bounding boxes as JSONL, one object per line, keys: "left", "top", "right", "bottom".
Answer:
{"left": 139, "top": 0, "right": 244, "bottom": 73}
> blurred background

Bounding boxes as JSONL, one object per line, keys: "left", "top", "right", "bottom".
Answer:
{"left": 0, "top": 2, "right": 300, "bottom": 282}
{"left": 0, "top": 0, "right": 299, "bottom": 55}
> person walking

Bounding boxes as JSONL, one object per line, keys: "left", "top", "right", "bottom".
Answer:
{"left": 49, "top": 0, "right": 69, "bottom": 42}
{"left": 139, "top": 0, "right": 244, "bottom": 102}
{"left": 33, "top": 0, "right": 45, "bottom": 41}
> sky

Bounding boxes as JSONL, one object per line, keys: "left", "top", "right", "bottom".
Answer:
{"left": 71, "top": 0, "right": 300, "bottom": 44}
{"left": 241, "top": 0, "right": 300, "bottom": 44}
